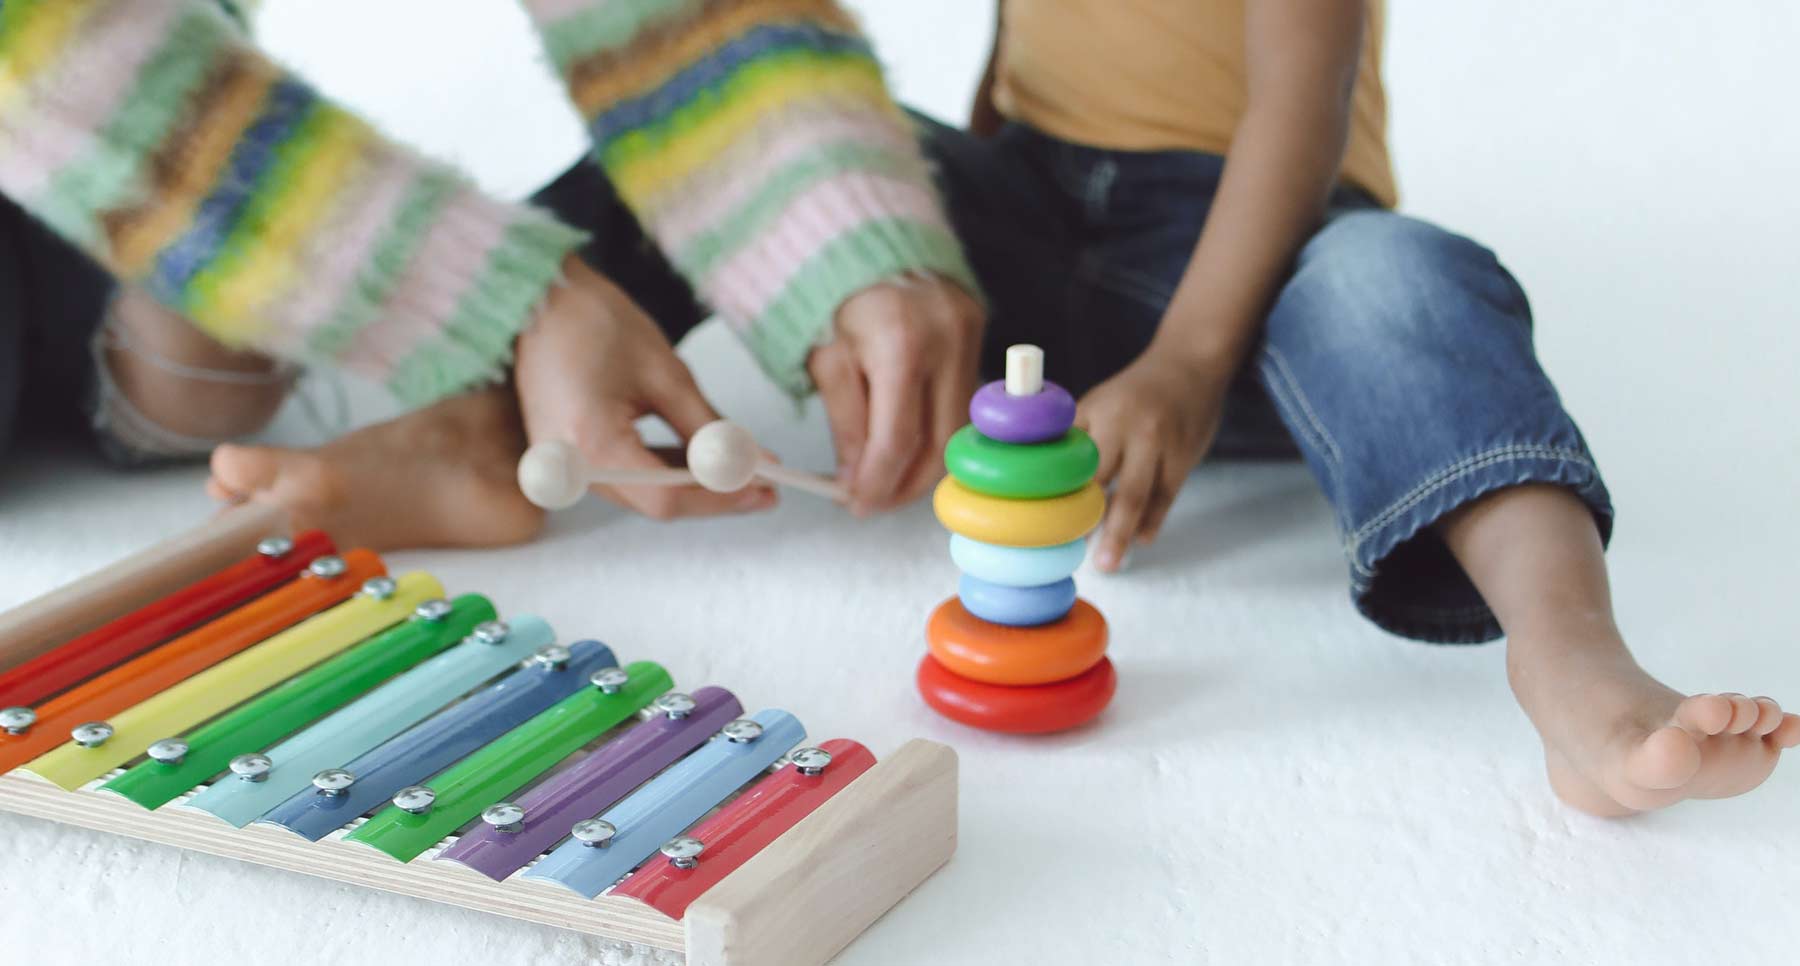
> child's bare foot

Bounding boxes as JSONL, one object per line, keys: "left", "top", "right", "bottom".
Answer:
{"left": 1510, "top": 636, "right": 1800, "bottom": 816}
{"left": 1440, "top": 484, "right": 1799, "bottom": 817}
{"left": 207, "top": 387, "right": 545, "bottom": 550}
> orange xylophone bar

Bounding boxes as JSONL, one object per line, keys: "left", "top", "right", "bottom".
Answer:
{"left": 0, "top": 550, "right": 382, "bottom": 773}
{"left": 0, "top": 531, "right": 334, "bottom": 712}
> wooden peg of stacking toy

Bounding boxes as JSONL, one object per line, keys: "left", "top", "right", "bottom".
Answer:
{"left": 919, "top": 343, "right": 1116, "bottom": 734}
{"left": 516, "top": 420, "right": 846, "bottom": 510}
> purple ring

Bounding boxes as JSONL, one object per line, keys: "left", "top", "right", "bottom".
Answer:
{"left": 969, "top": 379, "right": 1076, "bottom": 444}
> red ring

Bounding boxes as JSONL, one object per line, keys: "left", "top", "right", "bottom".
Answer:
{"left": 916, "top": 655, "right": 1116, "bottom": 734}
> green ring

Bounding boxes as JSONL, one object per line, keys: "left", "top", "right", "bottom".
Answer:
{"left": 944, "top": 426, "right": 1100, "bottom": 499}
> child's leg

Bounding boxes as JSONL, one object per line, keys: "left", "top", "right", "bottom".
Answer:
{"left": 1257, "top": 209, "right": 1798, "bottom": 813}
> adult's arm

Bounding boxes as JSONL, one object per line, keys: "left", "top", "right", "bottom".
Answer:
{"left": 0, "top": 0, "right": 586, "bottom": 406}
{"left": 520, "top": 0, "right": 980, "bottom": 400}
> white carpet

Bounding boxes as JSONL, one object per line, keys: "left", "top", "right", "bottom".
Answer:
{"left": 4, "top": 3, "right": 1799, "bottom": 964}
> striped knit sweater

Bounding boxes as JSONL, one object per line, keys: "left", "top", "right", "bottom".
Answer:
{"left": 0, "top": 0, "right": 974, "bottom": 404}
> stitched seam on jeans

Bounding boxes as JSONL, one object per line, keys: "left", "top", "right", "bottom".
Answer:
{"left": 1347, "top": 445, "right": 1598, "bottom": 573}
{"left": 1262, "top": 347, "right": 1343, "bottom": 467}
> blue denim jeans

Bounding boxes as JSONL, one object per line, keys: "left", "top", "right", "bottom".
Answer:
{"left": 917, "top": 117, "right": 1613, "bottom": 643}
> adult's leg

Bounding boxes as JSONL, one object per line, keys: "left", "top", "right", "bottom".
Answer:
{"left": 0, "top": 206, "right": 24, "bottom": 462}
{"left": 1, "top": 192, "right": 291, "bottom": 464}
{"left": 1256, "top": 209, "right": 1797, "bottom": 813}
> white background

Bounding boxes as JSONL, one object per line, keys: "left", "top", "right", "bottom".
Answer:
{"left": 2, "top": 2, "right": 1798, "bottom": 964}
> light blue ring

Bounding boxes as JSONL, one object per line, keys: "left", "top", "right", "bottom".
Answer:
{"left": 958, "top": 574, "right": 1077, "bottom": 626}
{"left": 949, "top": 534, "right": 1086, "bottom": 588}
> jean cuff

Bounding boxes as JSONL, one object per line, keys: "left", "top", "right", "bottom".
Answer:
{"left": 1346, "top": 445, "right": 1614, "bottom": 644}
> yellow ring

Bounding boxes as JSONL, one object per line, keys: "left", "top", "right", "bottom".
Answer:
{"left": 933, "top": 478, "right": 1104, "bottom": 547}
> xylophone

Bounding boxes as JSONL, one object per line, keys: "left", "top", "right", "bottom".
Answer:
{"left": 0, "top": 507, "right": 957, "bottom": 966}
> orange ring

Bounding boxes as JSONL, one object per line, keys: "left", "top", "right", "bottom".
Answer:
{"left": 925, "top": 596, "right": 1108, "bottom": 685}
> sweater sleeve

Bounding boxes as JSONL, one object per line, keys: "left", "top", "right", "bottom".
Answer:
{"left": 522, "top": 0, "right": 978, "bottom": 397}
{"left": 0, "top": 0, "right": 587, "bottom": 406}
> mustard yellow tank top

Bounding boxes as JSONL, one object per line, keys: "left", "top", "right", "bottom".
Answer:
{"left": 994, "top": 0, "right": 1397, "bottom": 207}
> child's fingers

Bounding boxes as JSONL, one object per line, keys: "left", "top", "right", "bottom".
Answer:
{"left": 1079, "top": 409, "right": 1123, "bottom": 485}
{"left": 1139, "top": 475, "right": 1177, "bottom": 545}
{"left": 1095, "top": 443, "right": 1156, "bottom": 572}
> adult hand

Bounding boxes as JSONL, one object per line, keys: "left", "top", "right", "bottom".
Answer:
{"left": 514, "top": 255, "right": 775, "bottom": 520}
{"left": 1077, "top": 349, "right": 1231, "bottom": 571}
{"left": 807, "top": 278, "right": 984, "bottom": 515}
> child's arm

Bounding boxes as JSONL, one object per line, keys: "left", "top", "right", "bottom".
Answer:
{"left": 970, "top": 2, "right": 1006, "bottom": 137}
{"left": 1079, "top": 0, "right": 1367, "bottom": 571}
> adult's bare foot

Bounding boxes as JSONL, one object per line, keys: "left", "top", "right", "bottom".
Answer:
{"left": 207, "top": 387, "right": 545, "bottom": 551}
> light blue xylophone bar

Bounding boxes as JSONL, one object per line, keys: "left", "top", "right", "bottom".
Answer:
{"left": 257, "top": 638, "right": 619, "bottom": 841}
{"left": 185, "top": 615, "right": 555, "bottom": 827}
{"left": 522, "top": 708, "right": 804, "bottom": 899}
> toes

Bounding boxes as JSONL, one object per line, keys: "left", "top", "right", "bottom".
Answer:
{"left": 1773, "top": 714, "right": 1800, "bottom": 750}
{"left": 1675, "top": 694, "right": 1735, "bottom": 736}
{"left": 1624, "top": 725, "right": 1703, "bottom": 790}
{"left": 205, "top": 476, "right": 241, "bottom": 503}
{"left": 1751, "top": 697, "right": 1784, "bottom": 737}
{"left": 1722, "top": 693, "right": 1761, "bottom": 734}
{"left": 210, "top": 444, "right": 282, "bottom": 496}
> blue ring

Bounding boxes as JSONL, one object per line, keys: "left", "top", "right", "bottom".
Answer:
{"left": 949, "top": 535, "right": 1086, "bottom": 587}
{"left": 957, "top": 575, "right": 1077, "bottom": 627}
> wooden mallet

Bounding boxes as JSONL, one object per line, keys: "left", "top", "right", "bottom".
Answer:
{"left": 517, "top": 420, "right": 845, "bottom": 510}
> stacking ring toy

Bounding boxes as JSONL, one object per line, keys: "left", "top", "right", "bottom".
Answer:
{"left": 969, "top": 379, "right": 1076, "bottom": 444}
{"left": 933, "top": 478, "right": 1104, "bottom": 548}
{"left": 926, "top": 597, "right": 1107, "bottom": 685}
{"left": 957, "top": 574, "right": 1076, "bottom": 626}
{"left": 943, "top": 426, "right": 1099, "bottom": 499}
{"left": 916, "top": 654, "right": 1116, "bottom": 734}
{"left": 948, "top": 535, "right": 1086, "bottom": 587}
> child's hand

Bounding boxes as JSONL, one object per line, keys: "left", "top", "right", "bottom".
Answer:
{"left": 1077, "top": 351, "right": 1232, "bottom": 571}
{"left": 513, "top": 256, "right": 776, "bottom": 520}
{"left": 808, "top": 278, "right": 984, "bottom": 515}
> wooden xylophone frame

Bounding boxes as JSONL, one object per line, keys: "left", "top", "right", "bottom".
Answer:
{"left": 0, "top": 506, "right": 959, "bottom": 966}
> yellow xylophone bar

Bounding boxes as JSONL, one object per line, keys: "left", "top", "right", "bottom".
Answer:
{"left": 20, "top": 571, "right": 442, "bottom": 790}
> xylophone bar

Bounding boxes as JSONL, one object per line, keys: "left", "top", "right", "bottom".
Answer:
{"left": 0, "top": 530, "right": 334, "bottom": 710}
{"left": 0, "top": 739, "right": 958, "bottom": 965}
{"left": 613, "top": 738, "right": 878, "bottom": 921}
{"left": 0, "top": 502, "right": 288, "bottom": 669}
{"left": 439, "top": 685, "right": 745, "bottom": 881}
